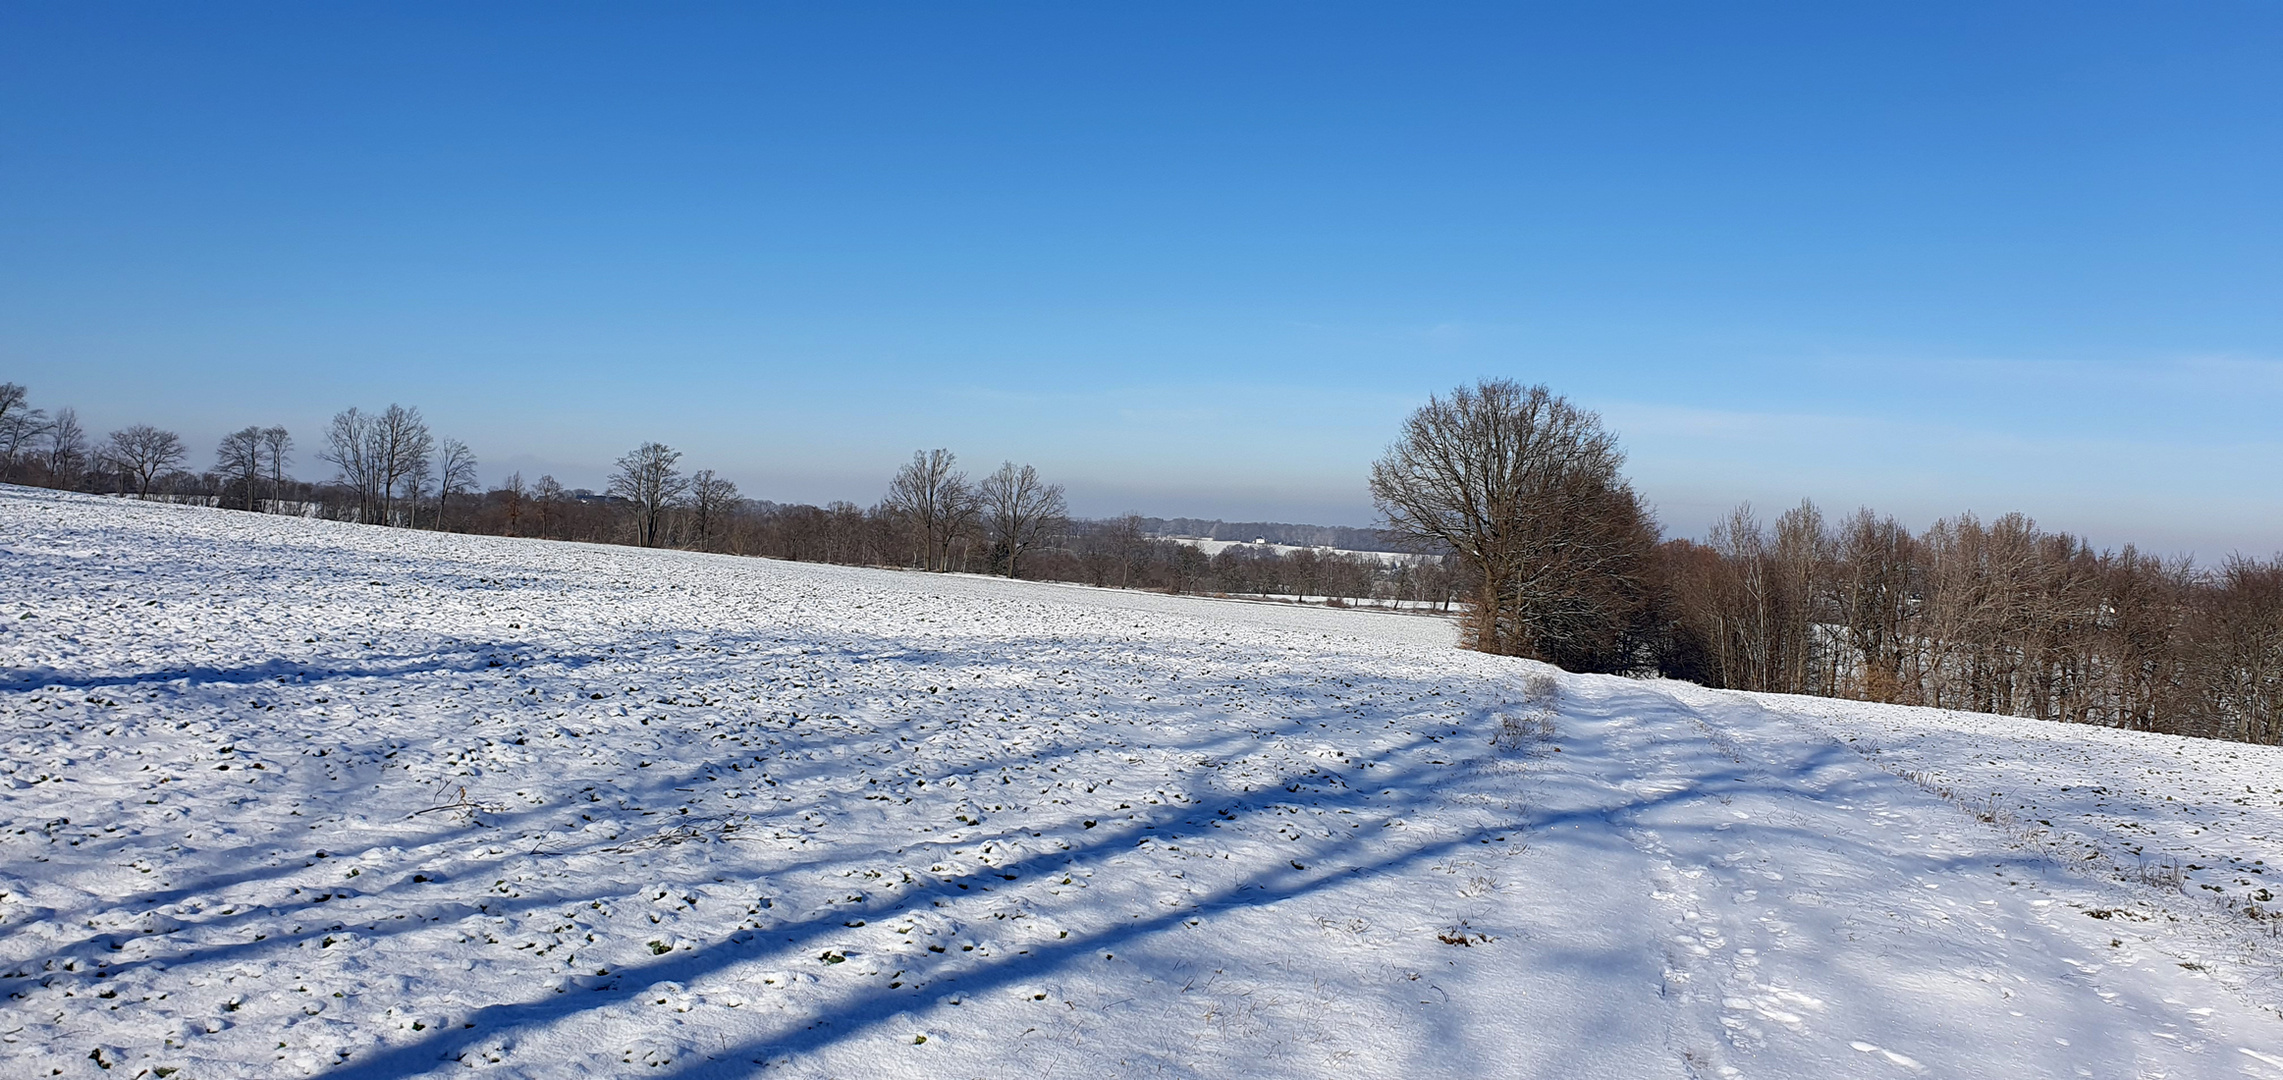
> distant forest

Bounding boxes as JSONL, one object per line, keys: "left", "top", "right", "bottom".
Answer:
{"left": 0, "top": 383, "right": 1459, "bottom": 612}
{"left": 5, "top": 377, "right": 2277, "bottom": 747}
{"left": 1140, "top": 518, "right": 1405, "bottom": 552}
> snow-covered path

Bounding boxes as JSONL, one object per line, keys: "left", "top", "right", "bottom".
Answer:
{"left": 3, "top": 486, "right": 2280, "bottom": 1078}
{"left": 1552, "top": 680, "right": 2282, "bottom": 1077}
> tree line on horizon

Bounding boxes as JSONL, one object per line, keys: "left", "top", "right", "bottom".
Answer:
{"left": 0, "top": 381, "right": 1461, "bottom": 610}
{"left": 0, "top": 383, "right": 483, "bottom": 527}
{"left": 6, "top": 376, "right": 2275, "bottom": 745}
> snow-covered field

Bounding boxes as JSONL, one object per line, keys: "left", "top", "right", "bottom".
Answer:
{"left": 6, "top": 485, "right": 2283, "bottom": 1079}
{"left": 1164, "top": 536, "right": 1423, "bottom": 566}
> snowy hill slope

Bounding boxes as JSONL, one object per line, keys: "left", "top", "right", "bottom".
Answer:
{"left": 3, "top": 485, "right": 2281, "bottom": 1079}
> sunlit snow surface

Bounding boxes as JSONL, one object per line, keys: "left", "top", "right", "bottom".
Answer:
{"left": 4, "top": 485, "right": 2281, "bottom": 1079}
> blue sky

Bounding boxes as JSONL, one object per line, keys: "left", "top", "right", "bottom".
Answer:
{"left": 4, "top": 3, "right": 2278, "bottom": 554}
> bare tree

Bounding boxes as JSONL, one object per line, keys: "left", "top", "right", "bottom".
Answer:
{"left": 531, "top": 473, "right": 566, "bottom": 536}
{"left": 405, "top": 453, "right": 434, "bottom": 525}
{"left": 497, "top": 471, "right": 527, "bottom": 534}
{"left": 1108, "top": 513, "right": 1149, "bottom": 587}
{"left": 2190, "top": 555, "right": 2283, "bottom": 743}
{"left": 979, "top": 461, "right": 1067, "bottom": 578}
{"left": 1679, "top": 500, "right": 1831, "bottom": 694}
{"left": 1284, "top": 545, "right": 1324, "bottom": 600}
{"left": 259, "top": 426, "right": 293, "bottom": 508}
{"left": 320, "top": 408, "right": 381, "bottom": 520}
{"left": 1770, "top": 500, "right": 1834, "bottom": 694}
{"left": 882, "top": 449, "right": 978, "bottom": 571}
{"left": 105, "top": 424, "right": 186, "bottom": 498}
{"left": 610, "top": 442, "right": 687, "bottom": 547}
{"left": 1370, "top": 379, "right": 1658, "bottom": 670}
{"left": 45, "top": 407, "right": 87, "bottom": 484}
{"left": 1832, "top": 508, "right": 1916, "bottom": 702}
{"left": 374, "top": 404, "right": 433, "bottom": 525}
{"left": 0, "top": 383, "right": 46, "bottom": 480}
{"left": 321, "top": 404, "right": 432, "bottom": 524}
{"left": 2087, "top": 543, "right": 2191, "bottom": 731}
{"left": 688, "top": 469, "right": 740, "bottom": 550}
{"left": 1649, "top": 496, "right": 2283, "bottom": 742}
{"left": 215, "top": 426, "right": 266, "bottom": 510}
{"left": 436, "top": 438, "right": 478, "bottom": 528}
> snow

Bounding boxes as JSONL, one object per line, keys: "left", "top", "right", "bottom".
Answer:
{"left": 4, "top": 483, "right": 2282, "bottom": 1078}
{"left": 1165, "top": 536, "right": 1424, "bottom": 566}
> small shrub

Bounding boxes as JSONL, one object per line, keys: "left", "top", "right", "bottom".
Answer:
{"left": 2133, "top": 858, "right": 2187, "bottom": 892}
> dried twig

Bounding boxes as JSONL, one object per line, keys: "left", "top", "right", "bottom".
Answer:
{"left": 410, "top": 782, "right": 489, "bottom": 820}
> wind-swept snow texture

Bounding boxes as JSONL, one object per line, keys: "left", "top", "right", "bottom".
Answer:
{"left": 4, "top": 485, "right": 2282, "bottom": 1079}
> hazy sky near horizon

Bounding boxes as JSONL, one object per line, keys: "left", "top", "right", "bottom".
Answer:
{"left": 4, "top": 4, "right": 2278, "bottom": 555}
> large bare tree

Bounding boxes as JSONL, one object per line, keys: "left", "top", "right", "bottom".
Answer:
{"left": 609, "top": 442, "right": 687, "bottom": 547}
{"left": 979, "top": 461, "right": 1066, "bottom": 578}
{"left": 435, "top": 438, "right": 478, "bottom": 528}
{"left": 259, "top": 426, "right": 293, "bottom": 508}
{"left": 321, "top": 405, "right": 432, "bottom": 524}
{"left": 0, "top": 382, "right": 45, "bottom": 480}
{"left": 1370, "top": 379, "right": 1657, "bottom": 670}
{"left": 45, "top": 407, "right": 87, "bottom": 483}
{"left": 531, "top": 474, "right": 566, "bottom": 536}
{"left": 687, "top": 469, "right": 740, "bottom": 551}
{"left": 373, "top": 404, "right": 433, "bottom": 525}
{"left": 882, "top": 449, "right": 978, "bottom": 571}
{"left": 497, "top": 471, "right": 528, "bottom": 535}
{"left": 215, "top": 426, "right": 267, "bottom": 510}
{"left": 105, "top": 424, "right": 186, "bottom": 498}
{"left": 1832, "top": 508, "right": 1916, "bottom": 701}
{"left": 320, "top": 408, "right": 381, "bottom": 520}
